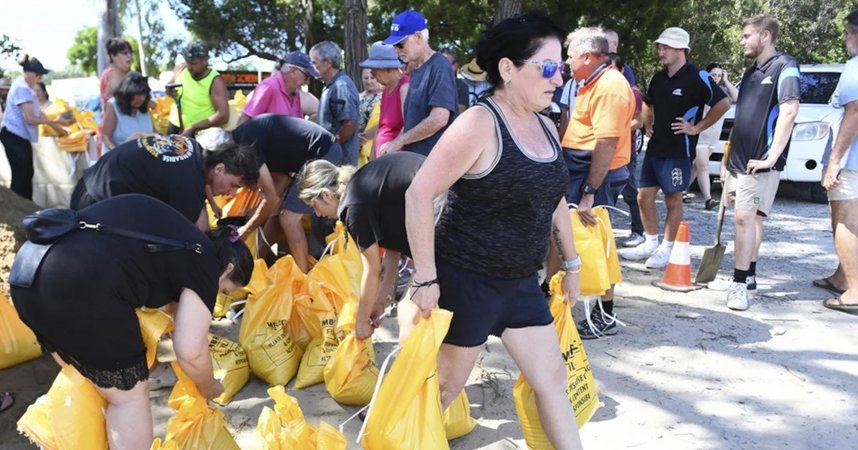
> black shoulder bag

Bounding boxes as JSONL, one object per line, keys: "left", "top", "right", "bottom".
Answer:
{"left": 9, "top": 208, "right": 204, "bottom": 289}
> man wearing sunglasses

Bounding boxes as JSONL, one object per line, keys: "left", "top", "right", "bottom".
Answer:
{"left": 554, "top": 27, "right": 635, "bottom": 339}
{"left": 379, "top": 9, "right": 458, "bottom": 156}
{"left": 236, "top": 51, "right": 321, "bottom": 127}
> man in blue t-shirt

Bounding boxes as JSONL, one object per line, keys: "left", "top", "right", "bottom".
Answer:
{"left": 819, "top": 9, "right": 858, "bottom": 313}
{"left": 722, "top": 15, "right": 800, "bottom": 311}
{"left": 379, "top": 10, "right": 458, "bottom": 156}
{"left": 310, "top": 41, "right": 360, "bottom": 166}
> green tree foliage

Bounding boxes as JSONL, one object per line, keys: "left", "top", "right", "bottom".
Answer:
{"left": 0, "top": 34, "right": 22, "bottom": 79}
{"left": 67, "top": 26, "right": 100, "bottom": 75}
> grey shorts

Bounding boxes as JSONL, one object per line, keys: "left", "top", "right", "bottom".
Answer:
{"left": 282, "top": 143, "right": 344, "bottom": 214}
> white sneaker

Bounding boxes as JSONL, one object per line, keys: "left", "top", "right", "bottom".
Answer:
{"left": 727, "top": 282, "right": 749, "bottom": 311}
{"left": 645, "top": 245, "right": 672, "bottom": 269}
{"left": 619, "top": 241, "right": 658, "bottom": 261}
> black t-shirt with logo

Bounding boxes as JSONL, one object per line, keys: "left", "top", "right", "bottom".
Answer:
{"left": 338, "top": 152, "right": 425, "bottom": 257}
{"left": 645, "top": 63, "right": 727, "bottom": 159}
{"left": 75, "top": 135, "right": 206, "bottom": 223}
{"left": 231, "top": 113, "right": 336, "bottom": 174}
{"left": 728, "top": 52, "right": 801, "bottom": 174}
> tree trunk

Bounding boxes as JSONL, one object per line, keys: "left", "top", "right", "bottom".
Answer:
{"left": 494, "top": 0, "right": 522, "bottom": 24}
{"left": 97, "top": 0, "right": 121, "bottom": 75}
{"left": 344, "top": 0, "right": 368, "bottom": 90}
{"left": 133, "top": 0, "right": 148, "bottom": 75}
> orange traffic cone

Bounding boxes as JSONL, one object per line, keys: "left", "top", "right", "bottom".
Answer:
{"left": 653, "top": 221, "right": 702, "bottom": 292}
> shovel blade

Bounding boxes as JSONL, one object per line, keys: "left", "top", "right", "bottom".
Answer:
{"left": 695, "top": 244, "right": 726, "bottom": 284}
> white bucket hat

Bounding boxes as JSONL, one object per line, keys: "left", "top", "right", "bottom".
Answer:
{"left": 654, "top": 27, "right": 691, "bottom": 50}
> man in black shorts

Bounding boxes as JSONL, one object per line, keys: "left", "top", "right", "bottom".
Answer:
{"left": 722, "top": 15, "right": 800, "bottom": 311}
{"left": 71, "top": 135, "right": 259, "bottom": 229}
{"left": 620, "top": 27, "right": 728, "bottom": 269}
{"left": 231, "top": 113, "right": 343, "bottom": 272}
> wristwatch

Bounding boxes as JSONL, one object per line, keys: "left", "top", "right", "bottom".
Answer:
{"left": 580, "top": 183, "right": 598, "bottom": 195}
{"left": 562, "top": 256, "right": 582, "bottom": 271}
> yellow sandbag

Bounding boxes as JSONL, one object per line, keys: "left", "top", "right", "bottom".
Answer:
{"left": 208, "top": 334, "right": 249, "bottom": 405}
{"left": 361, "top": 309, "right": 452, "bottom": 450}
{"left": 359, "top": 102, "right": 380, "bottom": 167}
{"left": 257, "top": 386, "right": 347, "bottom": 449}
{"left": 136, "top": 308, "right": 175, "bottom": 368}
{"left": 221, "top": 188, "right": 262, "bottom": 218}
{"left": 293, "top": 304, "right": 338, "bottom": 389}
{"left": 514, "top": 274, "right": 599, "bottom": 449}
{"left": 17, "top": 365, "right": 109, "bottom": 450}
{"left": 594, "top": 207, "right": 622, "bottom": 286}
{"left": 323, "top": 302, "right": 378, "bottom": 405}
{"left": 0, "top": 293, "right": 42, "bottom": 369}
{"left": 164, "top": 363, "right": 240, "bottom": 450}
{"left": 307, "top": 252, "right": 359, "bottom": 314}
{"left": 570, "top": 210, "right": 611, "bottom": 296}
{"left": 150, "top": 438, "right": 178, "bottom": 450}
{"left": 443, "top": 390, "right": 477, "bottom": 440}
{"left": 324, "top": 221, "right": 363, "bottom": 293}
{"left": 239, "top": 256, "right": 304, "bottom": 385}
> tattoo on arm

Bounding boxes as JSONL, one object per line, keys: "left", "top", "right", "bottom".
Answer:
{"left": 552, "top": 225, "right": 564, "bottom": 258}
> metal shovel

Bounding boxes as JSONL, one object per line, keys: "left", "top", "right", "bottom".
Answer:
{"left": 695, "top": 189, "right": 727, "bottom": 284}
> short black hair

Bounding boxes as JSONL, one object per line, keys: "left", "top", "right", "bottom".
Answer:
{"left": 206, "top": 226, "right": 253, "bottom": 286}
{"left": 846, "top": 9, "right": 858, "bottom": 29}
{"left": 203, "top": 142, "right": 260, "bottom": 187}
{"left": 113, "top": 72, "right": 150, "bottom": 115}
{"left": 106, "top": 38, "right": 132, "bottom": 59}
{"left": 476, "top": 12, "right": 566, "bottom": 87}
{"left": 705, "top": 62, "right": 722, "bottom": 72}
{"left": 607, "top": 52, "right": 625, "bottom": 71}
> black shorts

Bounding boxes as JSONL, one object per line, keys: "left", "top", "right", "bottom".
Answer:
{"left": 437, "top": 259, "right": 552, "bottom": 347}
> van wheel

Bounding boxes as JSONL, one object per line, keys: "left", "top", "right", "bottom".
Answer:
{"left": 808, "top": 183, "right": 828, "bottom": 204}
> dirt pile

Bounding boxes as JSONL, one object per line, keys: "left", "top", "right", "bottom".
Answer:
{"left": 0, "top": 187, "right": 39, "bottom": 296}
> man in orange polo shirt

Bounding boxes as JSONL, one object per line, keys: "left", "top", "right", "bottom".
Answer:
{"left": 558, "top": 26, "right": 634, "bottom": 339}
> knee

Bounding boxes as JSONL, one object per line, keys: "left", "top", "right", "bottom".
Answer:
{"left": 735, "top": 213, "right": 752, "bottom": 227}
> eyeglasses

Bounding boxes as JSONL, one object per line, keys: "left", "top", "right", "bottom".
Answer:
{"left": 525, "top": 60, "right": 563, "bottom": 79}
{"left": 394, "top": 36, "right": 410, "bottom": 49}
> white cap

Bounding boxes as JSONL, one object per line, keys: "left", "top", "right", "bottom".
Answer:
{"left": 654, "top": 27, "right": 691, "bottom": 50}
{"left": 195, "top": 128, "right": 232, "bottom": 151}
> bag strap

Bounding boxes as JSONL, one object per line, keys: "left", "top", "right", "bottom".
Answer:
{"left": 79, "top": 221, "right": 204, "bottom": 254}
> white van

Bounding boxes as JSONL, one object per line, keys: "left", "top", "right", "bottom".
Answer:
{"left": 707, "top": 64, "right": 844, "bottom": 203}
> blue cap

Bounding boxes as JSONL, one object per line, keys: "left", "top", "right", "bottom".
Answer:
{"left": 382, "top": 10, "right": 428, "bottom": 46}
{"left": 283, "top": 51, "right": 320, "bottom": 79}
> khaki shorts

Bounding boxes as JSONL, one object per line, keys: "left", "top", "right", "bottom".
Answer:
{"left": 724, "top": 171, "right": 780, "bottom": 216}
{"left": 826, "top": 167, "right": 858, "bottom": 201}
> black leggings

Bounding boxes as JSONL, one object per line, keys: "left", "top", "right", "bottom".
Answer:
{"left": 1, "top": 127, "right": 34, "bottom": 200}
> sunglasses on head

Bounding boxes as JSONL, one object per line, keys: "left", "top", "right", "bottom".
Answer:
{"left": 526, "top": 60, "right": 562, "bottom": 79}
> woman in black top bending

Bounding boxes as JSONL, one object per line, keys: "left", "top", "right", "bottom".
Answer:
{"left": 298, "top": 152, "right": 432, "bottom": 340}
{"left": 405, "top": 14, "right": 583, "bottom": 449}
{"left": 11, "top": 194, "right": 253, "bottom": 449}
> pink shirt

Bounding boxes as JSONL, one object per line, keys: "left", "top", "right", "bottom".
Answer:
{"left": 242, "top": 74, "right": 302, "bottom": 118}
{"left": 374, "top": 75, "right": 410, "bottom": 157}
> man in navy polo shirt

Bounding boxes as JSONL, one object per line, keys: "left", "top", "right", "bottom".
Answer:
{"left": 722, "top": 15, "right": 800, "bottom": 311}
{"left": 619, "top": 27, "right": 729, "bottom": 269}
{"left": 378, "top": 10, "right": 458, "bottom": 156}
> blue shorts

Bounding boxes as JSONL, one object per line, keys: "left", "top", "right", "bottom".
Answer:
{"left": 283, "top": 143, "right": 344, "bottom": 214}
{"left": 639, "top": 155, "right": 691, "bottom": 194}
{"left": 437, "top": 259, "right": 552, "bottom": 347}
{"left": 566, "top": 166, "right": 630, "bottom": 208}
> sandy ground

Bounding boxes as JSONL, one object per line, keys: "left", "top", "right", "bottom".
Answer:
{"left": 1, "top": 181, "right": 857, "bottom": 449}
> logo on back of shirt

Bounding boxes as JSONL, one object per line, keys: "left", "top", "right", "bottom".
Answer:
{"left": 139, "top": 135, "right": 195, "bottom": 163}
{"left": 761, "top": 76, "right": 773, "bottom": 85}
{"left": 672, "top": 88, "right": 683, "bottom": 96}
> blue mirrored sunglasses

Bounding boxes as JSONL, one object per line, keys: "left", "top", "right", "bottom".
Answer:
{"left": 526, "top": 60, "right": 563, "bottom": 79}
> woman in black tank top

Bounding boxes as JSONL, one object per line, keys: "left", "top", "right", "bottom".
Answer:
{"left": 403, "top": 14, "right": 584, "bottom": 449}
